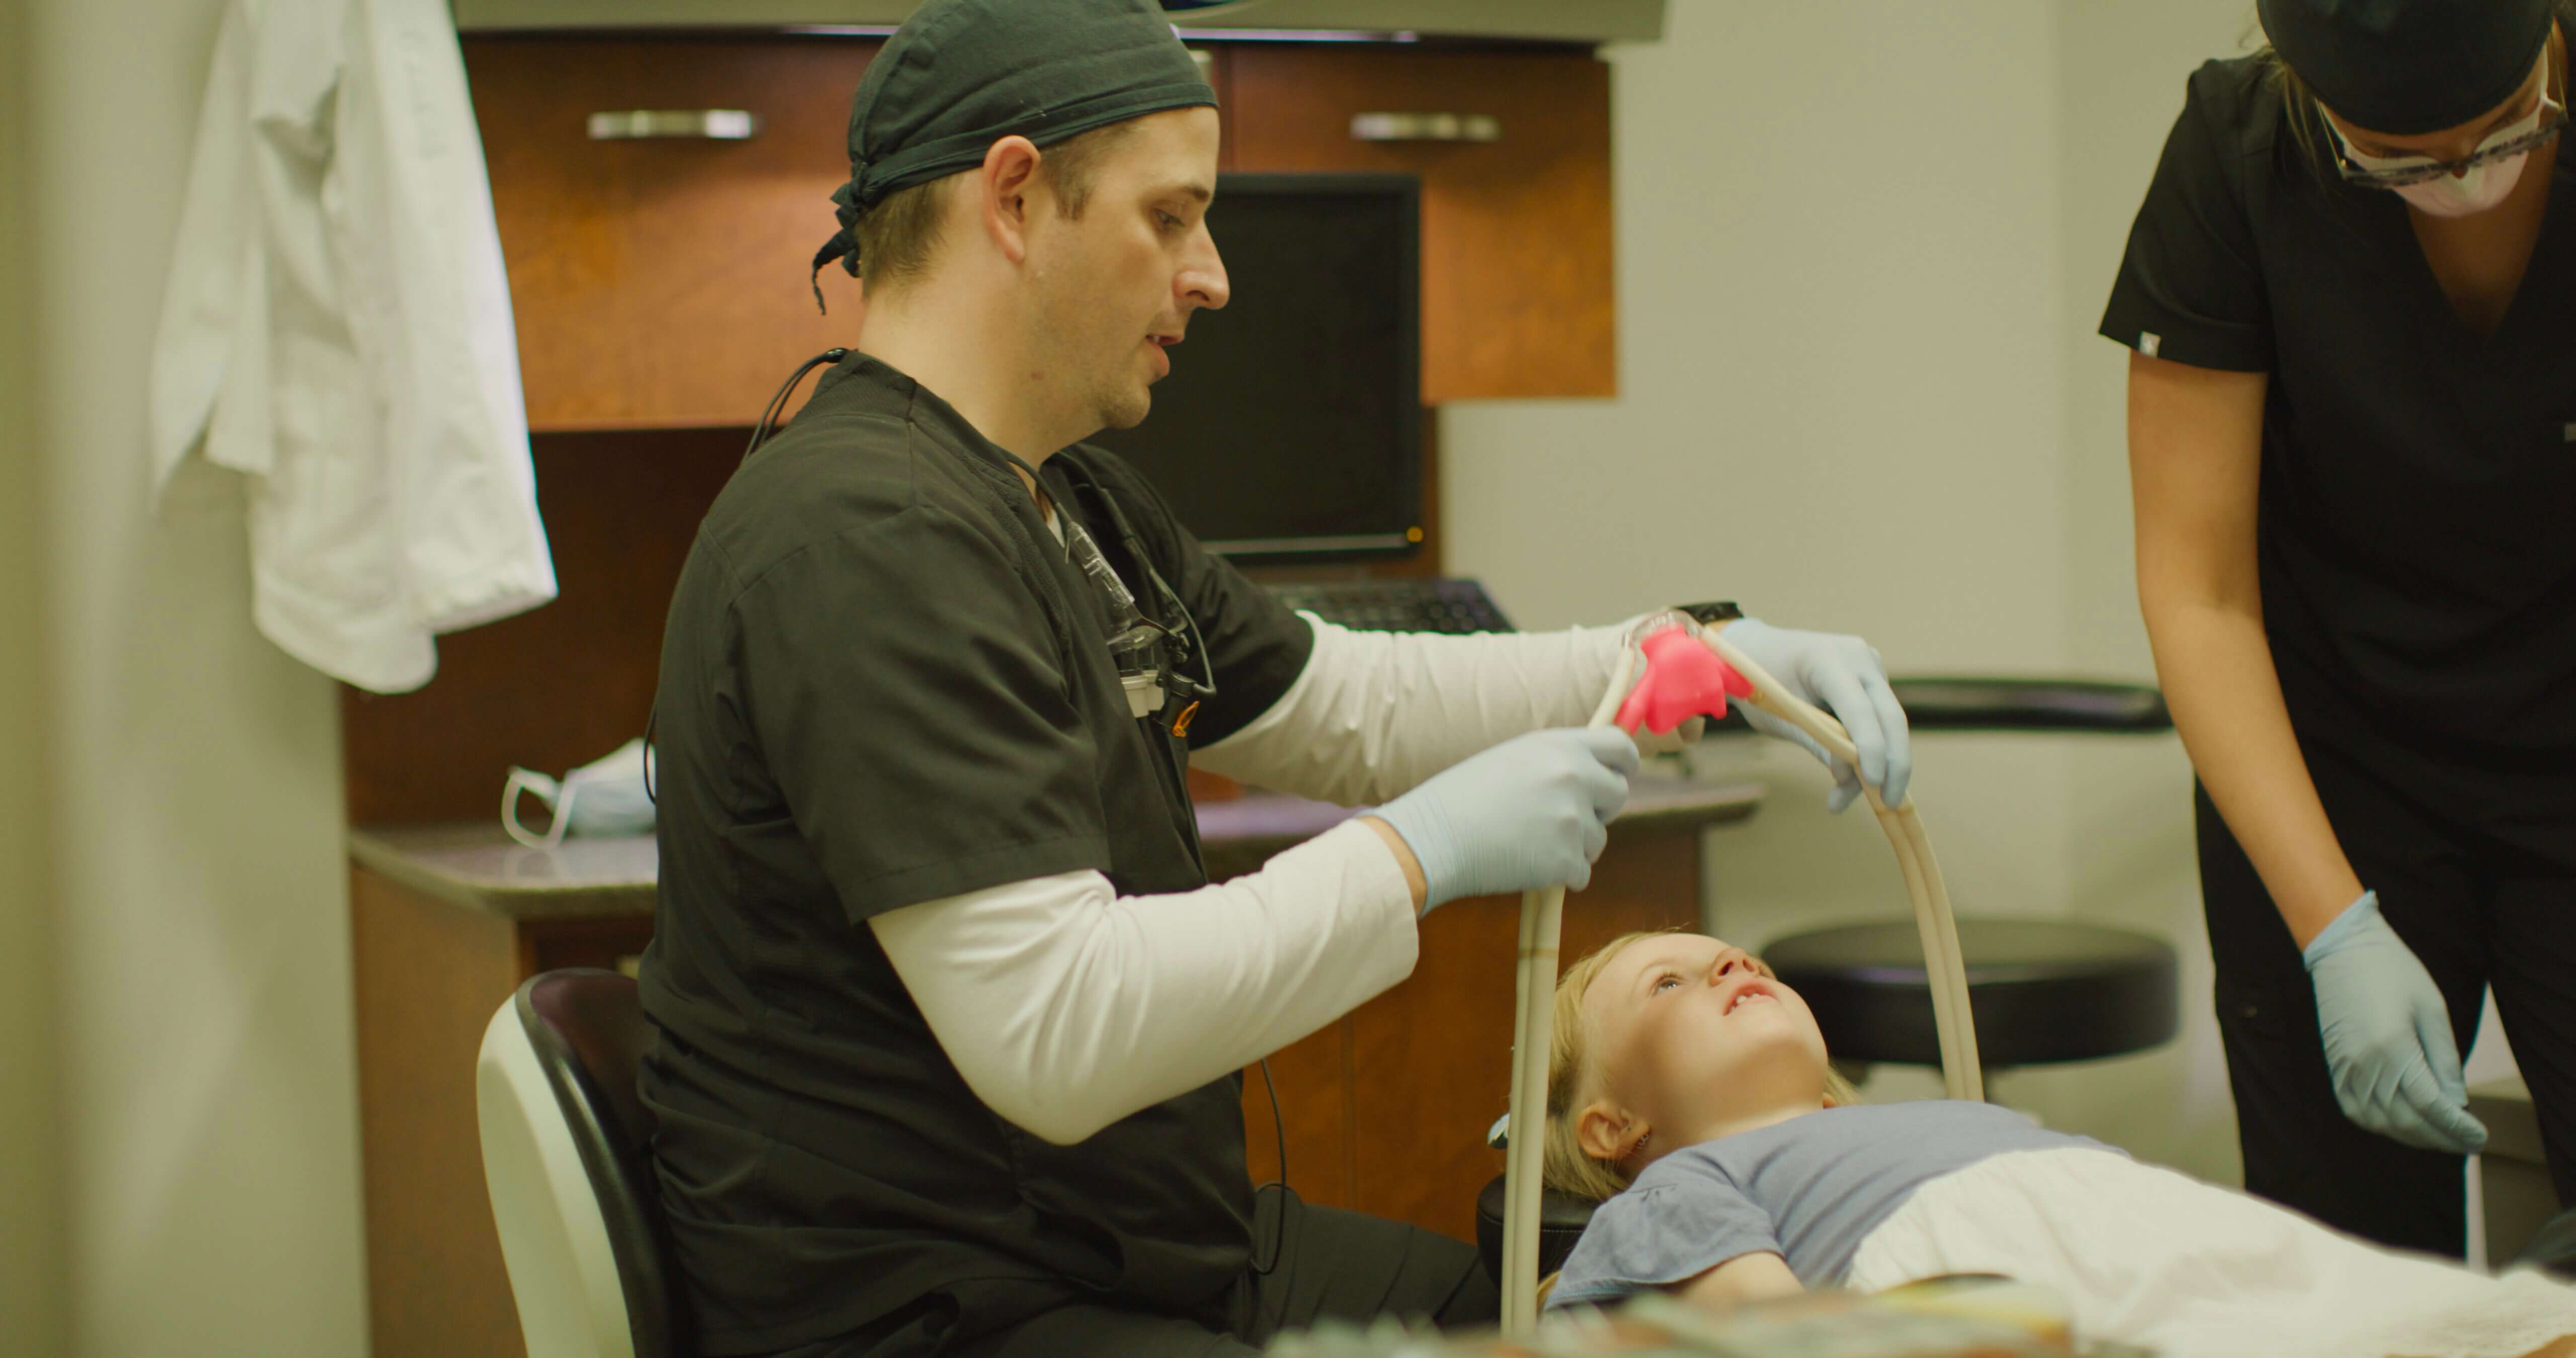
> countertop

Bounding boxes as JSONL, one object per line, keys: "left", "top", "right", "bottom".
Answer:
{"left": 349, "top": 775, "right": 1765, "bottom": 921}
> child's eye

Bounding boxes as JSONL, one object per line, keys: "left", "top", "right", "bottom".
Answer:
{"left": 1653, "top": 974, "right": 1681, "bottom": 993}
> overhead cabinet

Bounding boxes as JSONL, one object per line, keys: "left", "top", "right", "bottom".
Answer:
{"left": 1227, "top": 44, "right": 1615, "bottom": 402}
{"left": 465, "top": 39, "right": 877, "bottom": 431}
{"left": 465, "top": 35, "right": 1615, "bottom": 430}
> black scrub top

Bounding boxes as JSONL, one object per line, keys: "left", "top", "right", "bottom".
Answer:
{"left": 636, "top": 354, "right": 1315, "bottom": 1356}
{"left": 2100, "top": 47, "right": 2576, "bottom": 752}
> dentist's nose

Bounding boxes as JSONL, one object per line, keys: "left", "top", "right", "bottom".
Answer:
{"left": 1180, "top": 224, "right": 1229, "bottom": 311}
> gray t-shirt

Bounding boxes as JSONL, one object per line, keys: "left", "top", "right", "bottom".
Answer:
{"left": 1548, "top": 1101, "right": 2119, "bottom": 1309}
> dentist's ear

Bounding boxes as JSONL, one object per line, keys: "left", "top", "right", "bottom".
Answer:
{"left": 977, "top": 134, "right": 1044, "bottom": 264}
{"left": 1576, "top": 1102, "right": 1647, "bottom": 1164}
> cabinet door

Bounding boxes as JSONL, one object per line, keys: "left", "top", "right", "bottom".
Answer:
{"left": 1228, "top": 47, "right": 1615, "bottom": 403}
{"left": 465, "top": 38, "right": 875, "bottom": 432}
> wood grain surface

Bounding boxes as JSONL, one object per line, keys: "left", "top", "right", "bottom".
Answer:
{"left": 465, "top": 36, "right": 876, "bottom": 431}
{"left": 341, "top": 426, "right": 738, "bottom": 826}
{"left": 1229, "top": 46, "right": 1616, "bottom": 403}
{"left": 351, "top": 867, "right": 529, "bottom": 1358}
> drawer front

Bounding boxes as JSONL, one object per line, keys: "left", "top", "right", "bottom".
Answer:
{"left": 467, "top": 37, "right": 877, "bottom": 431}
{"left": 1229, "top": 46, "right": 1615, "bottom": 403}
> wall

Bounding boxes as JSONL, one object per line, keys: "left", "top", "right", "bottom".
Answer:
{"left": 0, "top": 0, "right": 73, "bottom": 1349}
{"left": 1443, "top": 0, "right": 2255, "bottom": 1182}
{"left": 25, "top": 1, "right": 372, "bottom": 1354}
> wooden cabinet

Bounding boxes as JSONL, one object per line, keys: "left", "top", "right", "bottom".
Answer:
{"left": 464, "top": 36, "right": 1614, "bottom": 430}
{"left": 464, "top": 37, "right": 878, "bottom": 432}
{"left": 350, "top": 866, "right": 652, "bottom": 1358}
{"left": 1227, "top": 45, "right": 1616, "bottom": 403}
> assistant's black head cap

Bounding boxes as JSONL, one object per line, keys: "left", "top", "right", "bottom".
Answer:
{"left": 2259, "top": 0, "right": 2557, "bottom": 136}
{"left": 808, "top": 0, "right": 1217, "bottom": 299}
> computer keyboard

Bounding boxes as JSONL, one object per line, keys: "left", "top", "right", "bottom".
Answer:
{"left": 1262, "top": 577, "right": 1515, "bottom": 634}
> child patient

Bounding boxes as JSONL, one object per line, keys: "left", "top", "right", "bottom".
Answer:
{"left": 1540, "top": 929, "right": 2576, "bottom": 1358}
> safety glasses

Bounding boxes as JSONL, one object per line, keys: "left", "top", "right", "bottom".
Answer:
{"left": 2324, "top": 81, "right": 2566, "bottom": 189}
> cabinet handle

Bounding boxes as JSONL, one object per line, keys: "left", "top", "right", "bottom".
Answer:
{"left": 587, "top": 110, "right": 762, "bottom": 141}
{"left": 1348, "top": 111, "right": 1501, "bottom": 144}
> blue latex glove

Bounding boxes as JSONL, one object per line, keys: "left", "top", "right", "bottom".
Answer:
{"left": 1372, "top": 728, "right": 1640, "bottom": 913}
{"left": 2304, "top": 891, "right": 2487, "bottom": 1154}
{"left": 1718, "top": 618, "right": 1913, "bottom": 812}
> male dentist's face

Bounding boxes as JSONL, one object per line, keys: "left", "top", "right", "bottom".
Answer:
{"left": 1026, "top": 106, "right": 1230, "bottom": 437}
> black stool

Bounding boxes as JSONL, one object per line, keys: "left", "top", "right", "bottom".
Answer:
{"left": 1765, "top": 918, "right": 2179, "bottom": 1071}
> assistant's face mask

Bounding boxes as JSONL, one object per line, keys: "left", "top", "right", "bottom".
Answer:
{"left": 503, "top": 737, "right": 657, "bottom": 849}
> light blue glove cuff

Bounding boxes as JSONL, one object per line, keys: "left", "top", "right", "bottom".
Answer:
{"left": 1372, "top": 797, "right": 1464, "bottom": 914}
{"left": 2301, "top": 890, "right": 2380, "bottom": 971}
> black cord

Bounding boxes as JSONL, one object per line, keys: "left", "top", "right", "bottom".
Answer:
{"left": 641, "top": 707, "right": 658, "bottom": 805}
{"left": 1252, "top": 1056, "right": 1296, "bottom": 1276}
{"left": 1258, "top": 1056, "right": 1287, "bottom": 1188}
{"left": 740, "top": 348, "right": 850, "bottom": 464}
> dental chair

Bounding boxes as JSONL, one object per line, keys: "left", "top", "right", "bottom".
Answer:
{"left": 476, "top": 968, "right": 693, "bottom": 1358}
{"left": 1473, "top": 678, "right": 2181, "bottom": 1287}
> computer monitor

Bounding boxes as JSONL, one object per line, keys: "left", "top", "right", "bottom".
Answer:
{"left": 1083, "top": 172, "right": 1422, "bottom": 561}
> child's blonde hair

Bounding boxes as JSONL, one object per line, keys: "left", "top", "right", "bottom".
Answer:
{"left": 1540, "top": 929, "right": 1862, "bottom": 1203}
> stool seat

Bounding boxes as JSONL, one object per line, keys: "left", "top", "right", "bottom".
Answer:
{"left": 1763, "top": 919, "right": 2179, "bottom": 1068}
{"left": 1475, "top": 1173, "right": 1605, "bottom": 1286}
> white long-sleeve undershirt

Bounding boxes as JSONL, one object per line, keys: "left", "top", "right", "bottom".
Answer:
{"left": 1192, "top": 612, "right": 1636, "bottom": 805}
{"left": 871, "top": 613, "right": 1642, "bottom": 1145}
{"left": 872, "top": 821, "right": 1416, "bottom": 1145}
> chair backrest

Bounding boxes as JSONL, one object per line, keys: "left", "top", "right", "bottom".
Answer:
{"left": 476, "top": 968, "right": 690, "bottom": 1358}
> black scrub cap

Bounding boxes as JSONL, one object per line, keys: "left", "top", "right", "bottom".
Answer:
{"left": 2258, "top": 0, "right": 2557, "bottom": 136}
{"left": 808, "top": 0, "right": 1217, "bottom": 303}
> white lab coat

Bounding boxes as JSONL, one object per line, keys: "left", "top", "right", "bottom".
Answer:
{"left": 150, "top": 0, "right": 555, "bottom": 694}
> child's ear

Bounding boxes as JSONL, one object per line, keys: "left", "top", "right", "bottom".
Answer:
{"left": 1575, "top": 1101, "right": 1640, "bottom": 1163}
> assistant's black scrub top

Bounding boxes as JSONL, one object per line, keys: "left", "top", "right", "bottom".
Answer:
{"left": 636, "top": 355, "right": 1315, "bottom": 1355}
{"left": 2100, "top": 50, "right": 2576, "bottom": 751}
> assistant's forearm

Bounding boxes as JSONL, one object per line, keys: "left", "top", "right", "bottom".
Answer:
{"left": 2143, "top": 592, "right": 2360, "bottom": 949}
{"left": 870, "top": 820, "right": 1419, "bottom": 1145}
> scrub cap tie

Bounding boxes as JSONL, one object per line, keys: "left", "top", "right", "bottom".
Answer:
{"left": 2258, "top": 0, "right": 2558, "bottom": 136}
{"left": 808, "top": 0, "right": 1218, "bottom": 309}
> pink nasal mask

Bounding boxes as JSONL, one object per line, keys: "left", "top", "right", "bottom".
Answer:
{"left": 1614, "top": 626, "right": 1753, "bottom": 735}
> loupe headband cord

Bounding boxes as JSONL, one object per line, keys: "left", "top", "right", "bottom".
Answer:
{"left": 740, "top": 348, "right": 851, "bottom": 464}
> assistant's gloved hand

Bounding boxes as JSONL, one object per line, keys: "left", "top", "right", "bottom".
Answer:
{"left": 1371, "top": 728, "right": 1640, "bottom": 913}
{"left": 2304, "top": 890, "right": 2487, "bottom": 1154}
{"left": 1717, "top": 618, "right": 1912, "bottom": 812}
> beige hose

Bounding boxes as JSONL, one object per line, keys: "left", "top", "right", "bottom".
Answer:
{"left": 1497, "top": 628, "right": 1981, "bottom": 1337}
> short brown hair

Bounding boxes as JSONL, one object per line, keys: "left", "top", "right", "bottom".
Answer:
{"left": 855, "top": 119, "right": 1142, "bottom": 291}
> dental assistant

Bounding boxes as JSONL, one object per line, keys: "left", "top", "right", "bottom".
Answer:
{"left": 633, "top": 2, "right": 1915, "bottom": 1355}
{"left": 2106, "top": 0, "right": 2576, "bottom": 1256}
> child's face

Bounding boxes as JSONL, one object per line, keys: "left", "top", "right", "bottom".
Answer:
{"left": 1579, "top": 933, "right": 1833, "bottom": 1155}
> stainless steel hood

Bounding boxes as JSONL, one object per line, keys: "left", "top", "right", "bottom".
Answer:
{"left": 449, "top": 0, "right": 1665, "bottom": 45}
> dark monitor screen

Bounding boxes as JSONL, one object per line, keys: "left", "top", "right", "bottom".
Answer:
{"left": 1084, "top": 173, "right": 1422, "bottom": 561}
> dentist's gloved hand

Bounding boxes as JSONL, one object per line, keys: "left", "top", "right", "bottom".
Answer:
{"left": 1370, "top": 728, "right": 1640, "bottom": 913}
{"left": 1718, "top": 618, "right": 1912, "bottom": 812}
{"left": 2305, "top": 890, "right": 2486, "bottom": 1154}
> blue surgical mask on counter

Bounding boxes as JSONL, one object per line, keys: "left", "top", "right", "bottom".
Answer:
{"left": 503, "top": 737, "right": 657, "bottom": 848}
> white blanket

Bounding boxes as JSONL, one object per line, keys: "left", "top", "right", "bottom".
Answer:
{"left": 1847, "top": 1146, "right": 2576, "bottom": 1358}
